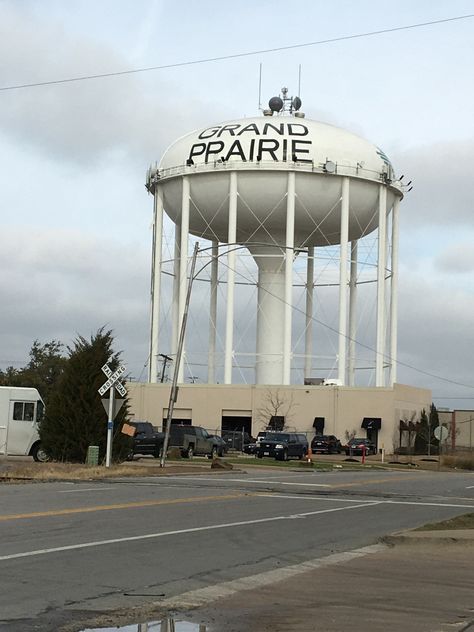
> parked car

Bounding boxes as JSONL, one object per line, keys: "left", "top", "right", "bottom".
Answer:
{"left": 222, "top": 430, "right": 253, "bottom": 452}
{"left": 344, "top": 437, "right": 377, "bottom": 456}
{"left": 243, "top": 441, "right": 257, "bottom": 455}
{"left": 244, "top": 430, "right": 273, "bottom": 455}
{"left": 129, "top": 421, "right": 164, "bottom": 459}
{"left": 169, "top": 425, "right": 219, "bottom": 459}
{"left": 256, "top": 432, "right": 308, "bottom": 461}
{"left": 311, "top": 434, "right": 342, "bottom": 454}
{"left": 208, "top": 434, "right": 228, "bottom": 457}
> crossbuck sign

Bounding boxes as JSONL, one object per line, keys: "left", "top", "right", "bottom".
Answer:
{"left": 99, "top": 363, "right": 127, "bottom": 397}
{"left": 98, "top": 362, "right": 127, "bottom": 467}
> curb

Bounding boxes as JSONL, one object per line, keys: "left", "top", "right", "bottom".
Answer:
{"left": 382, "top": 529, "right": 474, "bottom": 546}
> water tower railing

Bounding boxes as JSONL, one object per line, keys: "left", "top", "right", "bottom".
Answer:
{"left": 152, "top": 160, "right": 401, "bottom": 191}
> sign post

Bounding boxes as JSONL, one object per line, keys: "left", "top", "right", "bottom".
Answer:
{"left": 434, "top": 425, "right": 449, "bottom": 470}
{"left": 98, "top": 363, "right": 127, "bottom": 468}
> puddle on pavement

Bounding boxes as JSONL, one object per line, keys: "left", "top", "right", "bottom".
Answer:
{"left": 81, "top": 619, "right": 206, "bottom": 632}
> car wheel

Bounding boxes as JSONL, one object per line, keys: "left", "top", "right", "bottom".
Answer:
{"left": 186, "top": 445, "right": 194, "bottom": 459}
{"left": 154, "top": 445, "right": 163, "bottom": 459}
{"left": 208, "top": 446, "right": 218, "bottom": 459}
{"left": 31, "top": 443, "right": 49, "bottom": 463}
{"left": 282, "top": 449, "right": 288, "bottom": 462}
{"left": 257, "top": 453, "right": 263, "bottom": 459}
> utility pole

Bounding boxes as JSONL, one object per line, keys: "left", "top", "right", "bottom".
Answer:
{"left": 158, "top": 353, "right": 173, "bottom": 383}
{"left": 160, "top": 243, "right": 199, "bottom": 468}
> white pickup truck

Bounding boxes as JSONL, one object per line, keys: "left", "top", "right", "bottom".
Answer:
{"left": 0, "top": 386, "right": 47, "bottom": 461}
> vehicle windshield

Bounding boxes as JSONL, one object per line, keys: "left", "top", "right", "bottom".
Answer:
{"left": 350, "top": 438, "right": 368, "bottom": 443}
{"left": 264, "top": 433, "right": 289, "bottom": 442}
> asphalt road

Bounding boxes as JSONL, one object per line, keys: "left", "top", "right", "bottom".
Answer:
{"left": 0, "top": 467, "right": 473, "bottom": 631}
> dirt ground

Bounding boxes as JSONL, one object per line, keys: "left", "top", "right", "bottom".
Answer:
{"left": 183, "top": 542, "right": 474, "bottom": 632}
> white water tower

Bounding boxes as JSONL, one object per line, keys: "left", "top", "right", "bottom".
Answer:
{"left": 146, "top": 89, "right": 406, "bottom": 387}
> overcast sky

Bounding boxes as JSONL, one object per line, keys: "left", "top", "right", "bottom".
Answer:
{"left": 1, "top": 1, "right": 473, "bottom": 408}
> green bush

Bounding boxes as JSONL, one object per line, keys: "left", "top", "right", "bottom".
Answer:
{"left": 39, "top": 328, "right": 131, "bottom": 463}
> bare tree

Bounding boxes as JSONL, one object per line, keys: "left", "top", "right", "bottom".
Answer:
{"left": 256, "top": 389, "right": 297, "bottom": 430}
{"left": 344, "top": 428, "right": 357, "bottom": 443}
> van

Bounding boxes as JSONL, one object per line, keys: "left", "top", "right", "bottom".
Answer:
{"left": 0, "top": 386, "right": 47, "bottom": 461}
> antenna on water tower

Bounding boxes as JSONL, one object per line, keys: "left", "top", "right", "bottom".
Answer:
{"left": 258, "top": 63, "right": 263, "bottom": 111}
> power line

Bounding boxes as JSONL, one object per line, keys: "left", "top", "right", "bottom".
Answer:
{"left": 1, "top": 14, "right": 473, "bottom": 92}
{"left": 193, "top": 243, "right": 474, "bottom": 392}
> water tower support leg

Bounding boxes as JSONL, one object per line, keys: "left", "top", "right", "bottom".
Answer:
{"left": 178, "top": 176, "right": 190, "bottom": 383}
{"left": 224, "top": 172, "right": 238, "bottom": 384}
{"left": 337, "top": 177, "right": 350, "bottom": 384}
{"left": 283, "top": 172, "right": 295, "bottom": 385}
{"left": 348, "top": 240, "right": 358, "bottom": 386}
{"left": 304, "top": 246, "right": 314, "bottom": 379}
{"left": 208, "top": 241, "right": 219, "bottom": 384}
{"left": 171, "top": 221, "right": 181, "bottom": 362}
{"left": 376, "top": 185, "right": 387, "bottom": 386}
{"left": 149, "top": 185, "right": 164, "bottom": 383}
{"left": 389, "top": 198, "right": 400, "bottom": 385}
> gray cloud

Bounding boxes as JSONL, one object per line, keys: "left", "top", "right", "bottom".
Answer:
{"left": 0, "top": 227, "right": 151, "bottom": 377}
{"left": 393, "top": 139, "right": 474, "bottom": 227}
{"left": 0, "top": 4, "right": 221, "bottom": 167}
{"left": 434, "top": 242, "right": 474, "bottom": 273}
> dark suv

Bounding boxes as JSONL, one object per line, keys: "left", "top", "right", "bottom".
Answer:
{"left": 311, "top": 434, "right": 342, "bottom": 454}
{"left": 256, "top": 432, "right": 308, "bottom": 461}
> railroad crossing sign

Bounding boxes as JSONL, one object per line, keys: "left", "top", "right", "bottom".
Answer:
{"left": 98, "top": 362, "right": 127, "bottom": 468}
{"left": 98, "top": 363, "right": 127, "bottom": 397}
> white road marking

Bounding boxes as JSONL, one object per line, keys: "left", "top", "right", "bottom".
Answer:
{"left": 58, "top": 487, "right": 116, "bottom": 493}
{"left": 385, "top": 500, "right": 474, "bottom": 508}
{"left": 158, "top": 544, "right": 386, "bottom": 609}
{"left": 0, "top": 501, "right": 376, "bottom": 562}
{"left": 260, "top": 493, "right": 381, "bottom": 503}
{"left": 466, "top": 485, "right": 474, "bottom": 489}
{"left": 174, "top": 476, "right": 331, "bottom": 488}
{"left": 262, "top": 494, "right": 474, "bottom": 509}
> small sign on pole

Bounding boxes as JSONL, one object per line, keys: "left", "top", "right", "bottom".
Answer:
{"left": 98, "top": 363, "right": 127, "bottom": 467}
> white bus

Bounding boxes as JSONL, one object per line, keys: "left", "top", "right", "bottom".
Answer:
{"left": 0, "top": 386, "right": 47, "bottom": 461}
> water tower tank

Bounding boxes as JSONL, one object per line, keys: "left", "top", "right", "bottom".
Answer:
{"left": 147, "top": 94, "right": 404, "bottom": 388}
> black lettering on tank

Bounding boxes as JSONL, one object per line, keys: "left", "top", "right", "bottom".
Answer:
{"left": 217, "top": 124, "right": 241, "bottom": 137}
{"left": 287, "top": 123, "right": 309, "bottom": 136}
{"left": 237, "top": 123, "right": 260, "bottom": 136}
{"left": 291, "top": 139, "right": 312, "bottom": 163}
{"left": 224, "top": 140, "right": 247, "bottom": 161}
{"left": 282, "top": 138, "right": 288, "bottom": 162}
{"left": 257, "top": 138, "right": 280, "bottom": 161}
{"left": 262, "top": 122, "right": 285, "bottom": 136}
{"left": 188, "top": 143, "right": 206, "bottom": 161}
{"left": 205, "top": 140, "right": 225, "bottom": 162}
{"left": 198, "top": 126, "right": 221, "bottom": 140}
{"left": 249, "top": 138, "right": 256, "bottom": 161}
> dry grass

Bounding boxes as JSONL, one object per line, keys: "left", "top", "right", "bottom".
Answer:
{"left": 441, "top": 452, "right": 474, "bottom": 470}
{"left": 415, "top": 513, "right": 474, "bottom": 531}
{"left": 0, "top": 460, "right": 212, "bottom": 482}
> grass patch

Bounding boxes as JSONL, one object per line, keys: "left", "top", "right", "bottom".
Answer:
{"left": 0, "top": 460, "right": 211, "bottom": 482}
{"left": 415, "top": 513, "right": 474, "bottom": 531}
{"left": 441, "top": 453, "right": 474, "bottom": 470}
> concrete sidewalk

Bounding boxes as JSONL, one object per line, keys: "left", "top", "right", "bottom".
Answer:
{"left": 184, "top": 536, "right": 474, "bottom": 632}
